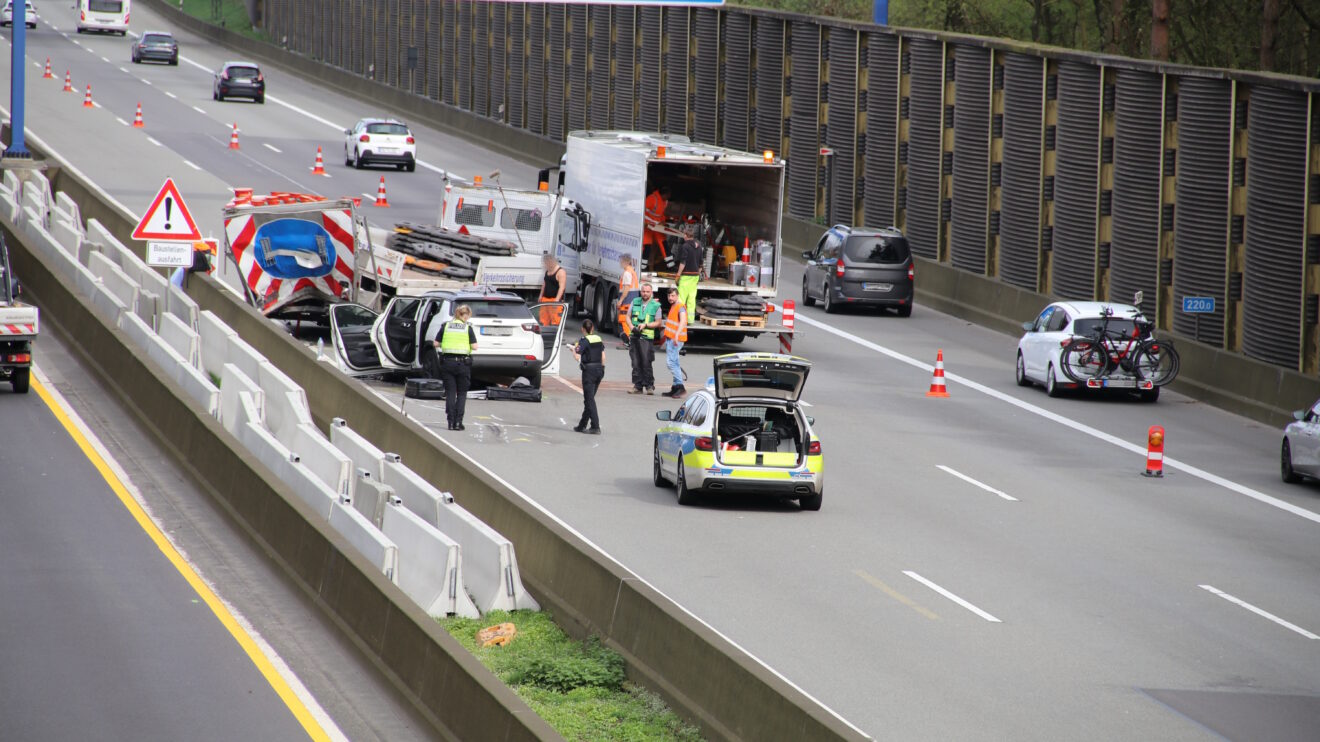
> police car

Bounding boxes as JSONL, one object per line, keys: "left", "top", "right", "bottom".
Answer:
{"left": 653, "top": 353, "right": 824, "bottom": 510}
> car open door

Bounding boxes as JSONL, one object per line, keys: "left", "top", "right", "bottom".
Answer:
{"left": 529, "top": 301, "right": 570, "bottom": 375}
{"left": 713, "top": 353, "right": 811, "bottom": 402}
{"left": 371, "top": 296, "right": 423, "bottom": 369}
{"left": 328, "top": 303, "right": 384, "bottom": 376}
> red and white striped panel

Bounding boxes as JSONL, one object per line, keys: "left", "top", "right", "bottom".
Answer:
{"left": 225, "top": 208, "right": 357, "bottom": 314}
{"left": 0, "top": 324, "right": 36, "bottom": 335}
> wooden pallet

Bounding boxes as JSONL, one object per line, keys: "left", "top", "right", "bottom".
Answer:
{"left": 696, "top": 311, "right": 766, "bottom": 328}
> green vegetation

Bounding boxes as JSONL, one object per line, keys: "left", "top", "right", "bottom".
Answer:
{"left": 176, "top": 0, "right": 268, "bottom": 43}
{"left": 441, "top": 611, "right": 703, "bottom": 742}
{"left": 730, "top": 0, "right": 1318, "bottom": 78}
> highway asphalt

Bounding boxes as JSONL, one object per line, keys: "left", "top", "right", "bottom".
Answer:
{"left": 5, "top": 6, "right": 1320, "bottom": 740}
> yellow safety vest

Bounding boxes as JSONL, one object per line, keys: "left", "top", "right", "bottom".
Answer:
{"left": 440, "top": 320, "right": 472, "bottom": 355}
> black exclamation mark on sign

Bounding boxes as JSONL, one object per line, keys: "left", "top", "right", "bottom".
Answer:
{"left": 164, "top": 197, "right": 173, "bottom": 231}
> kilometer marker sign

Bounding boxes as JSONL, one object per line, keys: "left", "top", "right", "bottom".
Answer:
{"left": 133, "top": 178, "right": 203, "bottom": 242}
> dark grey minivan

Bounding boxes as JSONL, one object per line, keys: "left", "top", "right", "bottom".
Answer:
{"left": 801, "top": 226, "right": 914, "bottom": 316}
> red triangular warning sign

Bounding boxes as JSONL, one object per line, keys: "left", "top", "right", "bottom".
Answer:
{"left": 132, "top": 178, "right": 203, "bottom": 242}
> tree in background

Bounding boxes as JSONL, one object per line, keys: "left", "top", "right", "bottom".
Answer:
{"left": 727, "top": 0, "right": 1318, "bottom": 77}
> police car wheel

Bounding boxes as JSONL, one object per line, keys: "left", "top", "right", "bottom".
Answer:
{"left": 653, "top": 443, "right": 669, "bottom": 487}
{"left": 799, "top": 490, "right": 822, "bottom": 511}
{"left": 676, "top": 460, "right": 697, "bottom": 506}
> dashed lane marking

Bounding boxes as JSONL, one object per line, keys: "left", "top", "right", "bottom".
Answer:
{"left": 184, "top": 160, "right": 201, "bottom": 171}
{"left": 854, "top": 570, "right": 940, "bottom": 621}
{"left": 263, "top": 143, "right": 281, "bottom": 154}
{"left": 1199, "top": 584, "right": 1319, "bottom": 640}
{"left": 903, "top": 570, "right": 1002, "bottom": 623}
{"left": 936, "top": 465, "right": 1018, "bottom": 502}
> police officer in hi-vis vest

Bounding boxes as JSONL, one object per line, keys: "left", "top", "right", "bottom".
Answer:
{"left": 569, "top": 319, "right": 606, "bottom": 434}
{"left": 432, "top": 304, "right": 478, "bottom": 430}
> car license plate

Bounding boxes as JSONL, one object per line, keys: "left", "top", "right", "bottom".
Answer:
{"left": 863, "top": 283, "right": 892, "bottom": 292}
{"left": 481, "top": 326, "right": 512, "bottom": 336}
{"left": 378, "top": 147, "right": 397, "bottom": 154}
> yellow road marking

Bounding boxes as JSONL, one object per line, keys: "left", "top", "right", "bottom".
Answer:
{"left": 33, "top": 377, "right": 329, "bottom": 741}
{"left": 854, "top": 569, "right": 941, "bottom": 621}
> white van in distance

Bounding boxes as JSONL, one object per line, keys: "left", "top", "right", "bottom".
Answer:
{"left": 76, "top": 0, "right": 128, "bottom": 34}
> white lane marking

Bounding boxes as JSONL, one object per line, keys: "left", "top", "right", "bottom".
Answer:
{"left": 165, "top": 91, "right": 177, "bottom": 99}
{"left": 91, "top": 101, "right": 102, "bottom": 109}
{"left": 176, "top": 52, "right": 457, "bottom": 180}
{"left": 262, "top": 143, "right": 282, "bottom": 154}
{"left": 903, "top": 571, "right": 1002, "bottom": 623}
{"left": 936, "top": 465, "right": 1018, "bottom": 502}
{"left": 360, "top": 192, "right": 375, "bottom": 201}
{"left": 553, "top": 374, "right": 582, "bottom": 393}
{"left": 147, "top": 137, "right": 163, "bottom": 147}
{"left": 796, "top": 314, "right": 1320, "bottom": 526}
{"left": 207, "top": 134, "right": 322, "bottom": 196}
{"left": 183, "top": 160, "right": 201, "bottom": 171}
{"left": 114, "top": 116, "right": 128, "bottom": 126}
{"left": 361, "top": 381, "right": 871, "bottom": 738}
{"left": 100, "top": 55, "right": 110, "bottom": 63}
{"left": 1199, "top": 584, "right": 1319, "bottom": 640}
{"left": 31, "top": 366, "right": 351, "bottom": 742}
{"left": 119, "top": 66, "right": 129, "bottom": 73}
{"left": 192, "top": 105, "right": 206, "bottom": 114}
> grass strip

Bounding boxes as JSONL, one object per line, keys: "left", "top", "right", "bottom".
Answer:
{"left": 442, "top": 610, "right": 703, "bottom": 742}
{"left": 173, "top": 0, "right": 268, "bottom": 43}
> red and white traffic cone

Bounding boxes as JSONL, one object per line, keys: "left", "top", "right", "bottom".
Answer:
{"left": 42, "top": 57, "right": 53, "bottom": 79}
{"left": 779, "top": 299, "right": 796, "bottom": 355}
{"left": 926, "top": 349, "right": 950, "bottom": 397}
{"left": 741, "top": 236, "right": 750, "bottom": 263}
{"left": 228, "top": 122, "right": 240, "bottom": 150}
{"left": 62, "top": 70, "right": 73, "bottom": 92}
{"left": 311, "top": 146, "right": 326, "bottom": 175}
{"left": 1142, "top": 426, "right": 1165, "bottom": 477}
{"left": 132, "top": 102, "right": 144, "bottom": 128}
{"left": 82, "top": 85, "right": 94, "bottom": 108}
{"left": 374, "top": 175, "right": 390, "bottom": 207}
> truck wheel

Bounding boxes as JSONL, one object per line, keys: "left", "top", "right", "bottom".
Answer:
{"left": 601, "top": 287, "right": 619, "bottom": 333}
{"left": 11, "top": 367, "right": 30, "bottom": 394}
{"left": 592, "top": 287, "right": 608, "bottom": 329}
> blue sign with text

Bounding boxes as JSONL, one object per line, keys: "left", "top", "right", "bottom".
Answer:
{"left": 1182, "top": 296, "right": 1216, "bottom": 313}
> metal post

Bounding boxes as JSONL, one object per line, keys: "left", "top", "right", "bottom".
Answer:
{"left": 873, "top": 0, "right": 889, "bottom": 25}
{"left": 5, "top": 0, "right": 30, "bottom": 158}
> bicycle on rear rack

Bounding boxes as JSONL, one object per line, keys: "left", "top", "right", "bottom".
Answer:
{"left": 1059, "top": 303, "right": 1180, "bottom": 387}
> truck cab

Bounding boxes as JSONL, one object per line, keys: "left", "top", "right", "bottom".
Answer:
{"left": 0, "top": 237, "right": 38, "bottom": 393}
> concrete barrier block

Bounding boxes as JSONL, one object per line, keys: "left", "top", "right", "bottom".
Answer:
{"left": 220, "top": 363, "right": 264, "bottom": 433}
{"left": 49, "top": 217, "right": 82, "bottom": 256}
{"left": 158, "top": 312, "right": 201, "bottom": 368}
{"left": 131, "top": 262, "right": 171, "bottom": 312}
{"left": 329, "top": 500, "right": 399, "bottom": 583}
{"left": 329, "top": 417, "right": 388, "bottom": 480}
{"left": 287, "top": 423, "right": 353, "bottom": 499}
{"left": 382, "top": 503, "right": 480, "bottom": 618}
{"left": 198, "top": 310, "right": 238, "bottom": 379}
{"left": 136, "top": 288, "right": 161, "bottom": 331}
{"left": 86, "top": 219, "right": 135, "bottom": 264}
{"left": 172, "top": 359, "right": 221, "bottom": 418}
{"left": 54, "top": 191, "right": 82, "bottom": 227}
{"left": 166, "top": 284, "right": 199, "bottom": 331}
{"left": 225, "top": 334, "right": 266, "bottom": 385}
{"left": 257, "top": 361, "right": 313, "bottom": 443}
{"left": 88, "top": 251, "right": 140, "bottom": 316}
{"left": 382, "top": 460, "right": 538, "bottom": 613}
{"left": 238, "top": 421, "right": 337, "bottom": 521}
{"left": 21, "top": 188, "right": 45, "bottom": 226}
{"left": 90, "top": 283, "right": 127, "bottom": 326}
{"left": 352, "top": 473, "right": 394, "bottom": 528}
{"left": 0, "top": 190, "right": 17, "bottom": 223}
{"left": 3, "top": 169, "right": 17, "bottom": 193}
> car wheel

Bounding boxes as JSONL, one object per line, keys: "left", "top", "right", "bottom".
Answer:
{"left": 675, "top": 459, "right": 697, "bottom": 506}
{"left": 1138, "top": 387, "right": 1160, "bottom": 403}
{"left": 170, "top": 57, "right": 179, "bottom": 66}
{"left": 256, "top": 95, "right": 265, "bottom": 104}
{"left": 11, "top": 367, "right": 30, "bottom": 394}
{"left": 1282, "top": 439, "right": 1304, "bottom": 484}
{"left": 801, "top": 277, "right": 816, "bottom": 307}
{"left": 896, "top": 303, "right": 913, "bottom": 318}
{"left": 1015, "top": 352, "right": 1032, "bottom": 387}
{"left": 1045, "top": 364, "right": 1064, "bottom": 398}
{"left": 799, "top": 489, "right": 823, "bottom": 512}
{"left": 653, "top": 442, "right": 669, "bottom": 487}
{"left": 823, "top": 283, "right": 838, "bottom": 314}
{"left": 354, "top": 149, "right": 365, "bottom": 169}
{"left": 345, "top": 148, "right": 353, "bottom": 167}
{"left": 405, "top": 161, "right": 416, "bottom": 172}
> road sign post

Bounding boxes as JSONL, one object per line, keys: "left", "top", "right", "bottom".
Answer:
{"left": 1181, "top": 296, "right": 1215, "bottom": 343}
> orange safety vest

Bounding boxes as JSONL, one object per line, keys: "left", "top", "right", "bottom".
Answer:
{"left": 664, "top": 303, "right": 688, "bottom": 342}
{"left": 645, "top": 191, "right": 667, "bottom": 223}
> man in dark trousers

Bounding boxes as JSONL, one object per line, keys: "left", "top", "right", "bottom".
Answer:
{"left": 570, "top": 318, "right": 606, "bottom": 434}
{"left": 432, "top": 304, "right": 478, "bottom": 430}
{"left": 627, "top": 281, "right": 662, "bottom": 395}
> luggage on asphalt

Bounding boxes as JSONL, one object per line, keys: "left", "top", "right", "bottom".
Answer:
{"left": 487, "top": 376, "right": 542, "bottom": 402}
{"left": 404, "top": 377, "right": 446, "bottom": 399}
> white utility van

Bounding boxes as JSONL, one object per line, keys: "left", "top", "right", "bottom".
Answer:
{"left": 76, "top": 0, "right": 128, "bottom": 34}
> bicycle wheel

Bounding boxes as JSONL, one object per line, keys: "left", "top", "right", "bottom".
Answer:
{"left": 1060, "top": 338, "right": 1109, "bottom": 382}
{"left": 1133, "top": 340, "right": 1180, "bottom": 386}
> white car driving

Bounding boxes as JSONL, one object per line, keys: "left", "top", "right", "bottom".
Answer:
{"left": 1016, "top": 301, "right": 1159, "bottom": 402}
{"left": 344, "top": 118, "right": 417, "bottom": 172}
{"left": 1281, "top": 398, "right": 1320, "bottom": 484}
{"left": 1, "top": 1, "right": 37, "bottom": 28}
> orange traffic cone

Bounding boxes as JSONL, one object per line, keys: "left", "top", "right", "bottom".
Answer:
{"left": 228, "top": 122, "right": 240, "bottom": 150}
{"left": 82, "top": 85, "right": 94, "bottom": 108}
{"left": 374, "top": 175, "right": 390, "bottom": 207}
{"left": 62, "top": 70, "right": 73, "bottom": 92}
{"left": 1142, "top": 426, "right": 1165, "bottom": 478}
{"left": 42, "top": 57, "right": 53, "bottom": 79}
{"left": 742, "top": 236, "right": 750, "bottom": 262}
{"left": 926, "top": 349, "right": 950, "bottom": 397}
{"left": 311, "top": 146, "right": 326, "bottom": 175}
{"left": 132, "top": 102, "right": 144, "bottom": 128}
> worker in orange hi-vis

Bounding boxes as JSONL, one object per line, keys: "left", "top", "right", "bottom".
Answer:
{"left": 538, "top": 252, "right": 567, "bottom": 326}
{"left": 643, "top": 185, "right": 673, "bottom": 268}
{"left": 615, "top": 253, "right": 640, "bottom": 347}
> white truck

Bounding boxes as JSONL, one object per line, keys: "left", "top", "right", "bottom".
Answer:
{"left": 0, "top": 237, "right": 37, "bottom": 393}
{"left": 558, "top": 131, "right": 787, "bottom": 342}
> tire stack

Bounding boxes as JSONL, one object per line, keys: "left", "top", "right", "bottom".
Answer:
{"left": 699, "top": 297, "right": 744, "bottom": 322}
{"left": 385, "top": 223, "right": 518, "bottom": 280}
{"left": 732, "top": 294, "right": 766, "bottom": 318}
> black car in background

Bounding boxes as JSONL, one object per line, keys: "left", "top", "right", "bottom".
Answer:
{"left": 801, "top": 225, "right": 915, "bottom": 316}
{"left": 213, "top": 61, "right": 265, "bottom": 103}
{"left": 131, "top": 31, "right": 179, "bottom": 65}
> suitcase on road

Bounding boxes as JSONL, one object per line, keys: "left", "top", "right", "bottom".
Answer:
{"left": 487, "top": 384, "right": 542, "bottom": 403}
{"left": 405, "top": 377, "right": 446, "bottom": 399}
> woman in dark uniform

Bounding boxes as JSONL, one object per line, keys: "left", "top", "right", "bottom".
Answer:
{"left": 570, "top": 319, "right": 606, "bottom": 434}
{"left": 432, "top": 304, "right": 478, "bottom": 430}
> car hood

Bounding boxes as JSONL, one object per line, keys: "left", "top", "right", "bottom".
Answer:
{"left": 713, "top": 353, "right": 811, "bottom": 402}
